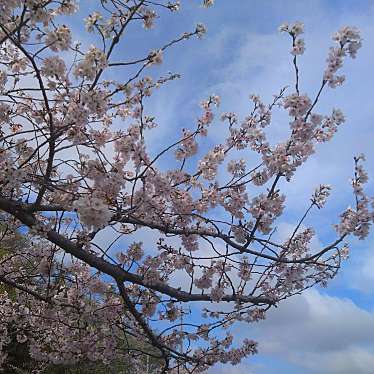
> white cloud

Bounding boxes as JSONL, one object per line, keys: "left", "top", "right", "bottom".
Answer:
{"left": 208, "top": 363, "right": 257, "bottom": 374}
{"left": 231, "top": 289, "right": 374, "bottom": 373}
{"left": 291, "top": 347, "right": 374, "bottom": 374}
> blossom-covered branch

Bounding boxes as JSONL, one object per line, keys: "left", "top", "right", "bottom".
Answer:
{"left": 0, "top": 1, "right": 372, "bottom": 372}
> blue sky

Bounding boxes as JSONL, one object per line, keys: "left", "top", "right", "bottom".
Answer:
{"left": 71, "top": 1, "right": 374, "bottom": 372}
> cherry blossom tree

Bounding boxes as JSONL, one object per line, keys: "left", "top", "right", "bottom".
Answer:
{"left": 0, "top": 0, "right": 372, "bottom": 373}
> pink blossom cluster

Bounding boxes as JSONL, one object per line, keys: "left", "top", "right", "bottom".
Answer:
{"left": 312, "top": 184, "right": 331, "bottom": 208}
{"left": 335, "top": 156, "right": 373, "bottom": 239}
{"left": 45, "top": 25, "right": 72, "bottom": 52}
{"left": 198, "top": 145, "right": 225, "bottom": 180}
{"left": 74, "top": 195, "right": 112, "bottom": 230}
{"left": 249, "top": 192, "right": 286, "bottom": 234}
{"left": 279, "top": 21, "right": 305, "bottom": 55}
{"left": 74, "top": 46, "right": 108, "bottom": 80}
{"left": 324, "top": 26, "right": 362, "bottom": 87}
